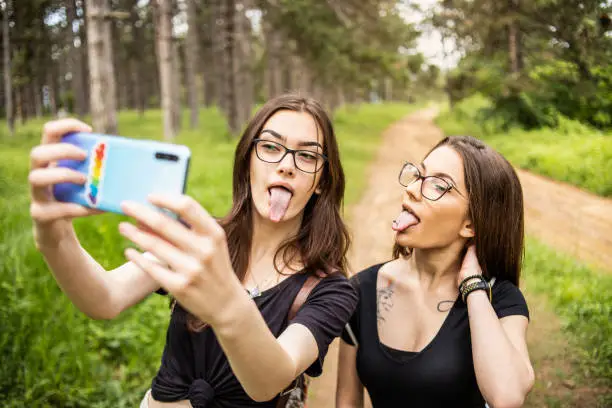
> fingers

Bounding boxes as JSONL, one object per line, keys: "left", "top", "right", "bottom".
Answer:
{"left": 29, "top": 167, "right": 87, "bottom": 188}
{"left": 30, "top": 201, "right": 101, "bottom": 224}
{"left": 30, "top": 143, "right": 87, "bottom": 170}
{"left": 148, "top": 194, "right": 224, "bottom": 239}
{"left": 121, "top": 201, "right": 205, "bottom": 255}
{"left": 124, "top": 248, "right": 186, "bottom": 294}
{"left": 119, "top": 222, "right": 200, "bottom": 272}
{"left": 41, "top": 118, "right": 92, "bottom": 145}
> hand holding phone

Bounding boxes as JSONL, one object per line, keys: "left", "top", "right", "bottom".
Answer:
{"left": 29, "top": 119, "right": 103, "bottom": 246}
{"left": 52, "top": 131, "right": 191, "bottom": 217}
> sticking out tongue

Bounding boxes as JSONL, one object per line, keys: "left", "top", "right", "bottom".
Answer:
{"left": 392, "top": 210, "right": 419, "bottom": 232}
{"left": 269, "top": 187, "right": 292, "bottom": 222}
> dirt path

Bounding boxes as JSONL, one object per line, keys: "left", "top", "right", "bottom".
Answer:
{"left": 307, "top": 107, "right": 612, "bottom": 407}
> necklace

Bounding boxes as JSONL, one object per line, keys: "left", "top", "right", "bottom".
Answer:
{"left": 246, "top": 271, "right": 279, "bottom": 298}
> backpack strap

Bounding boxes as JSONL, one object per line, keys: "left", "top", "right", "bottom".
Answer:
{"left": 276, "top": 271, "right": 325, "bottom": 407}
{"left": 287, "top": 273, "right": 323, "bottom": 321}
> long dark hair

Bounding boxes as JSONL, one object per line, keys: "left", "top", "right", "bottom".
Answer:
{"left": 186, "top": 94, "right": 350, "bottom": 330}
{"left": 393, "top": 136, "right": 524, "bottom": 285}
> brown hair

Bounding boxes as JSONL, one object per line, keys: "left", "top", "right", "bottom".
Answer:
{"left": 186, "top": 93, "right": 350, "bottom": 330}
{"left": 393, "top": 136, "right": 524, "bottom": 285}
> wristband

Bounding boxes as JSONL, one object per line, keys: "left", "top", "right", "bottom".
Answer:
{"left": 460, "top": 279, "right": 492, "bottom": 303}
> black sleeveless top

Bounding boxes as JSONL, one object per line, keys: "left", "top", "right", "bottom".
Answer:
{"left": 151, "top": 271, "right": 358, "bottom": 408}
{"left": 341, "top": 263, "right": 529, "bottom": 408}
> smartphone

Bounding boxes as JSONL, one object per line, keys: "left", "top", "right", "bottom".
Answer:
{"left": 53, "top": 132, "right": 191, "bottom": 217}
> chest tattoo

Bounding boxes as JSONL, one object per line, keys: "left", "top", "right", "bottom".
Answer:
{"left": 377, "top": 282, "right": 395, "bottom": 328}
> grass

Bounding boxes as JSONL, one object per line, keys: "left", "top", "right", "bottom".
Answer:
{"left": 435, "top": 95, "right": 612, "bottom": 197}
{"left": 523, "top": 237, "right": 612, "bottom": 406}
{"left": 0, "top": 102, "right": 415, "bottom": 407}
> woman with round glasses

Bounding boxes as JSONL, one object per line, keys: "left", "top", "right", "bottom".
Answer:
{"left": 336, "top": 136, "right": 534, "bottom": 408}
{"left": 28, "top": 94, "right": 358, "bottom": 407}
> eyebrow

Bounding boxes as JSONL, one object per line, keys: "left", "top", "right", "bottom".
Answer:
{"left": 420, "top": 162, "right": 458, "bottom": 186}
{"left": 261, "top": 129, "right": 323, "bottom": 150}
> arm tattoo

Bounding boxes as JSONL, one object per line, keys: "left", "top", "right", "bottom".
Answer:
{"left": 376, "top": 283, "right": 395, "bottom": 327}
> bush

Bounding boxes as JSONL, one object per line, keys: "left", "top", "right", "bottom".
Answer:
{"left": 436, "top": 95, "right": 612, "bottom": 197}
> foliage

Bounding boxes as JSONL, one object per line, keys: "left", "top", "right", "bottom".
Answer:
{"left": 0, "top": 102, "right": 413, "bottom": 406}
{"left": 433, "top": 0, "right": 612, "bottom": 130}
{"left": 259, "top": 0, "right": 422, "bottom": 90}
{"left": 436, "top": 95, "right": 612, "bottom": 197}
{"left": 523, "top": 237, "right": 612, "bottom": 390}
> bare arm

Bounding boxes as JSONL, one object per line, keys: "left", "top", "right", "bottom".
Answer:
{"left": 37, "top": 230, "right": 160, "bottom": 319}
{"left": 468, "top": 291, "right": 535, "bottom": 408}
{"left": 336, "top": 340, "right": 364, "bottom": 408}
{"left": 212, "top": 295, "right": 321, "bottom": 402}
{"left": 30, "top": 118, "right": 160, "bottom": 320}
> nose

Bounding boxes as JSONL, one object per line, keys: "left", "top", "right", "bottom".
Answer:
{"left": 276, "top": 151, "right": 296, "bottom": 176}
{"left": 404, "top": 178, "right": 422, "bottom": 201}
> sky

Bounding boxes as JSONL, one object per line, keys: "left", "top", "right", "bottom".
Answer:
{"left": 397, "top": 0, "right": 461, "bottom": 70}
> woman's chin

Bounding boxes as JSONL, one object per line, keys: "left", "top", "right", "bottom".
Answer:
{"left": 394, "top": 229, "right": 415, "bottom": 245}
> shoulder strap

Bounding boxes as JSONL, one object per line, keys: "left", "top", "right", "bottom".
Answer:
{"left": 287, "top": 273, "right": 323, "bottom": 322}
{"left": 276, "top": 271, "right": 326, "bottom": 408}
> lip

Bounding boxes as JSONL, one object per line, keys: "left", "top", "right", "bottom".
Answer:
{"left": 267, "top": 181, "right": 295, "bottom": 195}
{"left": 401, "top": 202, "right": 421, "bottom": 222}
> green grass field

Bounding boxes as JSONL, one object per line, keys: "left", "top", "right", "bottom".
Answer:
{"left": 0, "top": 103, "right": 417, "bottom": 407}
{"left": 436, "top": 96, "right": 612, "bottom": 197}
{"left": 523, "top": 238, "right": 611, "bottom": 398}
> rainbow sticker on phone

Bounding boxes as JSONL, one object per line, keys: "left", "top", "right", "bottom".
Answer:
{"left": 85, "top": 142, "right": 107, "bottom": 207}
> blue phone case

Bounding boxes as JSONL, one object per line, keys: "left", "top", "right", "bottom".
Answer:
{"left": 53, "top": 132, "right": 191, "bottom": 216}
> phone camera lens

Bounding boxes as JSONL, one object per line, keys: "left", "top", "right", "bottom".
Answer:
{"left": 155, "top": 152, "right": 179, "bottom": 162}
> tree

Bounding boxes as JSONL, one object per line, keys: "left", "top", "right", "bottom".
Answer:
{"left": 67, "top": 0, "right": 88, "bottom": 117}
{"left": 185, "top": 0, "right": 199, "bottom": 128}
{"left": 152, "top": 0, "right": 175, "bottom": 140}
{"left": 86, "top": 0, "right": 118, "bottom": 134}
{"left": 3, "top": 0, "right": 13, "bottom": 135}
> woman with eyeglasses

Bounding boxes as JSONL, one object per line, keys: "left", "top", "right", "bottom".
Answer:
{"left": 28, "top": 94, "right": 357, "bottom": 408}
{"left": 336, "top": 136, "right": 534, "bottom": 408}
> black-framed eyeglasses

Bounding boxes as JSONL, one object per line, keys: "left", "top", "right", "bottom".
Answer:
{"left": 252, "top": 138, "right": 327, "bottom": 173}
{"left": 398, "top": 162, "right": 464, "bottom": 201}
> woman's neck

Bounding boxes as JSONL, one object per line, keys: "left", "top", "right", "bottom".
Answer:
{"left": 408, "top": 244, "right": 464, "bottom": 290}
{"left": 249, "top": 211, "right": 303, "bottom": 269}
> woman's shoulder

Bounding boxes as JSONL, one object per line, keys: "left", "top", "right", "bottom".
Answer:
{"left": 347, "top": 261, "right": 392, "bottom": 289}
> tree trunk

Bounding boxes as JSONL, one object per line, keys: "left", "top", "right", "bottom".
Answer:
{"left": 17, "top": 86, "right": 25, "bottom": 124}
{"left": 384, "top": 77, "right": 393, "bottom": 101}
{"left": 507, "top": 0, "right": 522, "bottom": 74}
{"left": 171, "top": 39, "right": 182, "bottom": 133}
{"left": 3, "top": 0, "right": 13, "bottom": 135}
{"left": 86, "top": 0, "right": 118, "bottom": 134}
{"left": 128, "top": 0, "right": 145, "bottom": 115}
{"left": 212, "top": 0, "right": 227, "bottom": 114}
{"left": 153, "top": 0, "right": 176, "bottom": 140}
{"left": 185, "top": 0, "right": 199, "bottom": 128}
{"left": 46, "top": 70, "right": 58, "bottom": 117}
{"left": 130, "top": 58, "right": 144, "bottom": 115}
{"left": 234, "top": 4, "right": 253, "bottom": 130}
{"left": 263, "top": 18, "right": 283, "bottom": 99}
{"left": 32, "top": 80, "right": 42, "bottom": 117}
{"left": 68, "top": 0, "right": 87, "bottom": 117}
{"left": 223, "top": 0, "right": 239, "bottom": 135}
